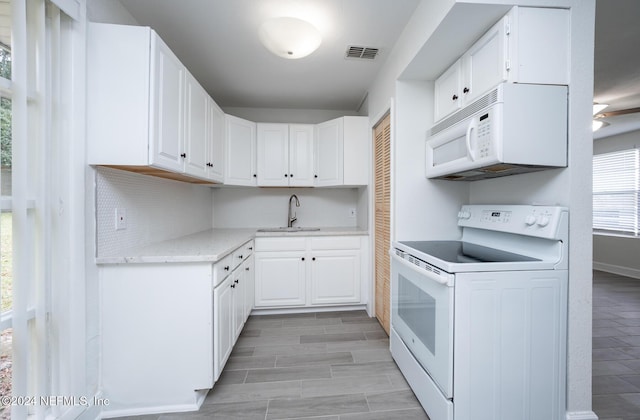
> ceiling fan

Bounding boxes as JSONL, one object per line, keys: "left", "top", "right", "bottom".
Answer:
{"left": 593, "top": 104, "right": 640, "bottom": 131}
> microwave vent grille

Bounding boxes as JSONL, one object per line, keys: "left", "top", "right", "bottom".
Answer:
{"left": 429, "top": 88, "right": 499, "bottom": 136}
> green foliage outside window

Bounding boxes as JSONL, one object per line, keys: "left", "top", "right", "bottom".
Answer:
{"left": 0, "top": 48, "right": 11, "bottom": 169}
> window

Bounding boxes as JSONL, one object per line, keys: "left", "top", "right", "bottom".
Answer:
{"left": 593, "top": 148, "right": 640, "bottom": 236}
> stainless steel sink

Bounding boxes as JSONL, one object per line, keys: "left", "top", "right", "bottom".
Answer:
{"left": 257, "top": 227, "right": 321, "bottom": 233}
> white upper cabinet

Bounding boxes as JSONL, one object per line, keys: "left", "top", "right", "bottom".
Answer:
{"left": 316, "top": 116, "right": 369, "bottom": 186}
{"left": 315, "top": 118, "right": 344, "bottom": 186}
{"left": 183, "top": 71, "right": 209, "bottom": 178}
{"left": 207, "top": 99, "right": 226, "bottom": 182}
{"left": 87, "top": 23, "right": 223, "bottom": 183}
{"left": 257, "top": 123, "right": 314, "bottom": 187}
{"left": 257, "top": 123, "right": 290, "bottom": 186}
{"left": 225, "top": 115, "right": 257, "bottom": 186}
{"left": 434, "top": 6, "right": 569, "bottom": 123}
{"left": 289, "top": 125, "right": 315, "bottom": 186}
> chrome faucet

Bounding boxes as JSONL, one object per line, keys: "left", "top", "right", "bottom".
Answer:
{"left": 288, "top": 194, "right": 300, "bottom": 227}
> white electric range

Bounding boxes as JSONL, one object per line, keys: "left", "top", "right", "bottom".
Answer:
{"left": 390, "top": 204, "right": 568, "bottom": 420}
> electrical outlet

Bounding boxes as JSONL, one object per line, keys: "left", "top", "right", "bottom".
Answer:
{"left": 348, "top": 208, "right": 357, "bottom": 218}
{"left": 115, "top": 208, "right": 127, "bottom": 230}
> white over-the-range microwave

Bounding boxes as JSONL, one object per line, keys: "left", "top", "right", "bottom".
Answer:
{"left": 426, "top": 83, "right": 568, "bottom": 181}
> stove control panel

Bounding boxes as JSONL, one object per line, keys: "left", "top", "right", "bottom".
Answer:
{"left": 457, "top": 205, "right": 568, "bottom": 240}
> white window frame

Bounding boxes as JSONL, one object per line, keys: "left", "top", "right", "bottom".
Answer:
{"left": 593, "top": 148, "right": 640, "bottom": 236}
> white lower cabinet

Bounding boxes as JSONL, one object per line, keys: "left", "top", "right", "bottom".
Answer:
{"left": 213, "top": 240, "right": 254, "bottom": 381}
{"left": 255, "top": 251, "right": 307, "bottom": 307}
{"left": 255, "top": 236, "right": 366, "bottom": 308}
{"left": 310, "top": 249, "right": 361, "bottom": 305}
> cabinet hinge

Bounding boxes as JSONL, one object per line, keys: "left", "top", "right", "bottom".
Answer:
{"left": 505, "top": 59, "right": 511, "bottom": 72}
{"left": 505, "top": 21, "right": 511, "bottom": 36}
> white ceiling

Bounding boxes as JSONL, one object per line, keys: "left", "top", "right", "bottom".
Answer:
{"left": 117, "top": 0, "right": 640, "bottom": 137}
{"left": 118, "top": 0, "right": 421, "bottom": 111}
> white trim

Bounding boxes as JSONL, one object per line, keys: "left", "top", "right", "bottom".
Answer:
{"left": 0, "top": 76, "right": 11, "bottom": 96}
{"left": 0, "top": 311, "right": 12, "bottom": 330}
{"left": 49, "top": 0, "right": 80, "bottom": 21}
{"left": 565, "top": 411, "right": 599, "bottom": 420}
{"left": 593, "top": 261, "right": 640, "bottom": 279}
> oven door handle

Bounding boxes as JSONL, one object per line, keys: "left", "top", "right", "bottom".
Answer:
{"left": 390, "top": 251, "right": 453, "bottom": 287}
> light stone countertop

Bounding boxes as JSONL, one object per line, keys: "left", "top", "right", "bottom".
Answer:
{"left": 96, "top": 227, "right": 368, "bottom": 264}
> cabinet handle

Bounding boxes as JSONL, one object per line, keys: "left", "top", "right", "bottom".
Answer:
{"left": 248, "top": 247, "right": 253, "bottom": 250}
{"left": 238, "top": 254, "right": 243, "bottom": 259}
{"left": 284, "top": 174, "right": 288, "bottom": 177}
{"left": 231, "top": 284, "right": 235, "bottom": 289}
{"left": 235, "top": 279, "right": 239, "bottom": 284}
{"left": 290, "top": 174, "right": 293, "bottom": 178}
{"left": 452, "top": 94, "right": 458, "bottom": 101}
{"left": 302, "top": 257, "right": 305, "bottom": 261}
{"left": 245, "top": 267, "right": 250, "bottom": 271}
{"left": 463, "top": 87, "right": 469, "bottom": 94}
{"left": 180, "top": 153, "right": 187, "bottom": 158}
{"left": 224, "top": 266, "right": 230, "bottom": 271}
{"left": 253, "top": 174, "right": 257, "bottom": 178}
{"left": 314, "top": 174, "right": 318, "bottom": 178}
{"left": 312, "top": 257, "right": 316, "bottom": 261}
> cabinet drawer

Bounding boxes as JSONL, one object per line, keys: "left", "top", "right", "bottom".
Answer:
{"left": 243, "top": 240, "right": 255, "bottom": 256}
{"left": 255, "top": 237, "right": 307, "bottom": 252}
{"left": 213, "top": 254, "right": 233, "bottom": 287}
{"left": 310, "top": 236, "right": 361, "bottom": 250}
{"left": 232, "top": 247, "right": 248, "bottom": 269}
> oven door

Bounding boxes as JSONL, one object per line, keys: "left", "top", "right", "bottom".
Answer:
{"left": 391, "top": 251, "right": 454, "bottom": 399}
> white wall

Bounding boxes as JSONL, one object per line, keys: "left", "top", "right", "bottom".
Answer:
{"left": 212, "top": 187, "right": 362, "bottom": 228}
{"left": 95, "top": 167, "right": 214, "bottom": 257}
{"left": 86, "top": 0, "right": 138, "bottom": 24}
{"left": 593, "top": 129, "right": 640, "bottom": 278}
{"left": 223, "top": 107, "right": 361, "bottom": 124}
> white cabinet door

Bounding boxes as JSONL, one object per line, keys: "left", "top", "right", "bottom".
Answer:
{"left": 184, "top": 71, "right": 209, "bottom": 178}
{"left": 343, "top": 117, "right": 369, "bottom": 186}
{"left": 257, "top": 123, "right": 289, "bottom": 186}
{"left": 149, "top": 33, "right": 185, "bottom": 172}
{"left": 226, "top": 115, "right": 257, "bottom": 186}
{"left": 214, "top": 275, "right": 233, "bottom": 381}
{"left": 463, "top": 15, "right": 508, "bottom": 105}
{"left": 255, "top": 251, "right": 306, "bottom": 307}
{"left": 434, "top": 59, "right": 463, "bottom": 122}
{"left": 289, "top": 124, "right": 315, "bottom": 187}
{"left": 310, "top": 250, "right": 361, "bottom": 305}
{"left": 243, "top": 255, "right": 255, "bottom": 321}
{"left": 231, "top": 266, "right": 245, "bottom": 340}
{"left": 208, "top": 98, "right": 225, "bottom": 182}
{"left": 315, "top": 118, "right": 344, "bottom": 186}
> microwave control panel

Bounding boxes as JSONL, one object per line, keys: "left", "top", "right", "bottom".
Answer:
{"left": 476, "top": 112, "right": 492, "bottom": 159}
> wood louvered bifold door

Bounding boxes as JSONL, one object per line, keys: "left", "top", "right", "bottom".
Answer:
{"left": 373, "top": 113, "right": 391, "bottom": 334}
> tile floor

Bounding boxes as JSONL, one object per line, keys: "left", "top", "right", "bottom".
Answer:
{"left": 593, "top": 270, "right": 640, "bottom": 420}
{"left": 115, "top": 270, "right": 640, "bottom": 420}
{"left": 121, "top": 310, "right": 429, "bottom": 420}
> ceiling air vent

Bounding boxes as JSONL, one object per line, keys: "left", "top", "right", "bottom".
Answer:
{"left": 345, "top": 46, "right": 379, "bottom": 60}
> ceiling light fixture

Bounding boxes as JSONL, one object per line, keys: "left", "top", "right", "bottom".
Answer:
{"left": 258, "top": 17, "right": 322, "bottom": 59}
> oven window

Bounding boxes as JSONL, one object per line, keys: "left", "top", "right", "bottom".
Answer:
{"left": 398, "top": 274, "right": 436, "bottom": 354}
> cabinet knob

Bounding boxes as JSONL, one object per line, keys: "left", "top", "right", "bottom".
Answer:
{"left": 312, "top": 257, "right": 316, "bottom": 261}
{"left": 245, "top": 267, "right": 250, "bottom": 271}
{"left": 235, "top": 279, "right": 239, "bottom": 284}
{"left": 463, "top": 87, "right": 469, "bottom": 94}
{"left": 248, "top": 247, "right": 253, "bottom": 250}
{"left": 314, "top": 175, "right": 318, "bottom": 178}
{"left": 238, "top": 254, "right": 243, "bottom": 259}
{"left": 290, "top": 174, "right": 293, "bottom": 178}
{"left": 302, "top": 257, "right": 305, "bottom": 261}
{"left": 284, "top": 174, "right": 288, "bottom": 177}
{"left": 231, "top": 284, "right": 235, "bottom": 289}
{"left": 224, "top": 266, "right": 230, "bottom": 271}
{"left": 452, "top": 94, "right": 458, "bottom": 101}
{"left": 253, "top": 174, "right": 257, "bottom": 178}
{"left": 180, "top": 153, "right": 187, "bottom": 158}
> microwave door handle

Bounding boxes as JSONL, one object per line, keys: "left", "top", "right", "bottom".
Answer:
{"left": 465, "top": 119, "right": 478, "bottom": 161}
{"left": 389, "top": 250, "right": 451, "bottom": 286}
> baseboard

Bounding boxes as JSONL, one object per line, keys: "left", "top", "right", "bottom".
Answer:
{"left": 593, "top": 262, "right": 640, "bottom": 279}
{"left": 566, "top": 410, "right": 599, "bottom": 420}
{"left": 251, "top": 304, "right": 367, "bottom": 316}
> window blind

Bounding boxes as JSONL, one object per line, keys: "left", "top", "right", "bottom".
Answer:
{"left": 593, "top": 148, "right": 640, "bottom": 235}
